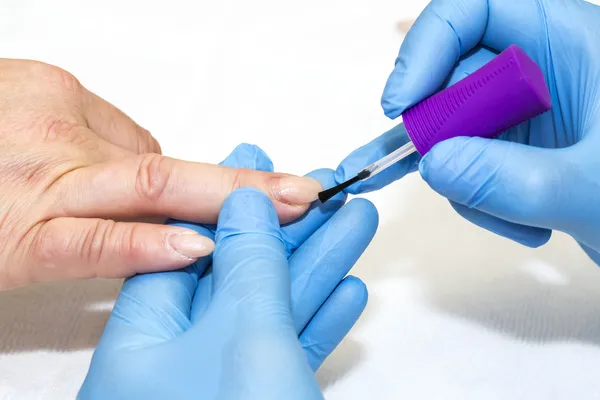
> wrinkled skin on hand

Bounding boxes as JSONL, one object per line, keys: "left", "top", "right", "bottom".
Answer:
{"left": 336, "top": 0, "right": 600, "bottom": 263}
{"left": 0, "top": 60, "right": 319, "bottom": 288}
{"left": 79, "top": 144, "right": 379, "bottom": 400}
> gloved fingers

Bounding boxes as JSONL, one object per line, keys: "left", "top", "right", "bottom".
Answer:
{"left": 100, "top": 144, "right": 272, "bottom": 346}
{"left": 449, "top": 201, "right": 552, "bottom": 248}
{"left": 420, "top": 136, "right": 572, "bottom": 230}
{"left": 188, "top": 165, "right": 347, "bottom": 324}
{"left": 334, "top": 123, "right": 419, "bottom": 194}
{"left": 91, "top": 221, "right": 214, "bottom": 350}
{"left": 481, "top": 0, "right": 555, "bottom": 55}
{"left": 190, "top": 266, "right": 213, "bottom": 323}
{"left": 20, "top": 217, "right": 213, "bottom": 285}
{"left": 439, "top": 46, "right": 497, "bottom": 88}
{"left": 381, "top": 0, "right": 488, "bottom": 119}
{"left": 189, "top": 144, "right": 276, "bottom": 323}
{"left": 289, "top": 198, "right": 378, "bottom": 334}
{"left": 190, "top": 169, "right": 348, "bottom": 323}
{"left": 579, "top": 243, "right": 600, "bottom": 266}
{"left": 218, "top": 143, "right": 275, "bottom": 172}
{"left": 52, "top": 153, "right": 322, "bottom": 225}
{"left": 382, "top": 0, "right": 551, "bottom": 120}
{"left": 299, "top": 276, "right": 367, "bottom": 372}
{"left": 210, "top": 188, "right": 293, "bottom": 325}
{"left": 217, "top": 145, "right": 346, "bottom": 254}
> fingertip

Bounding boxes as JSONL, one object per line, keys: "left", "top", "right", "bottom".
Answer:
{"left": 280, "top": 169, "right": 347, "bottom": 255}
{"left": 333, "top": 164, "right": 362, "bottom": 195}
{"left": 381, "top": 97, "right": 403, "bottom": 120}
{"left": 528, "top": 230, "right": 552, "bottom": 248}
{"left": 166, "top": 220, "right": 215, "bottom": 240}
{"left": 270, "top": 175, "right": 323, "bottom": 208}
{"left": 344, "top": 198, "right": 380, "bottom": 235}
{"left": 306, "top": 168, "right": 336, "bottom": 187}
{"left": 336, "top": 276, "right": 368, "bottom": 309}
{"left": 418, "top": 152, "right": 430, "bottom": 181}
{"left": 298, "top": 275, "right": 369, "bottom": 371}
{"left": 381, "top": 0, "right": 488, "bottom": 119}
{"left": 168, "top": 230, "right": 215, "bottom": 260}
{"left": 335, "top": 123, "right": 416, "bottom": 194}
{"left": 304, "top": 169, "right": 347, "bottom": 211}
{"left": 381, "top": 70, "right": 409, "bottom": 119}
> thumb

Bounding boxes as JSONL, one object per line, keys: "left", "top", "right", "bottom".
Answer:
{"left": 205, "top": 188, "right": 322, "bottom": 399}
{"left": 211, "top": 188, "right": 292, "bottom": 326}
{"left": 419, "top": 137, "right": 570, "bottom": 230}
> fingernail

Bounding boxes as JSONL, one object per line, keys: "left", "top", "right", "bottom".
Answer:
{"left": 168, "top": 230, "right": 215, "bottom": 260}
{"left": 271, "top": 176, "right": 323, "bottom": 205}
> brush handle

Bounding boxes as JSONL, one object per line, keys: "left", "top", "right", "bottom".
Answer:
{"left": 402, "top": 45, "right": 552, "bottom": 155}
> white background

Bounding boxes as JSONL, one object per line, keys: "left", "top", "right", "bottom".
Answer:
{"left": 2, "top": 0, "right": 600, "bottom": 399}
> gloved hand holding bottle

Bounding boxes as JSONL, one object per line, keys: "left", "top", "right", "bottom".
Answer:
{"left": 79, "top": 144, "right": 379, "bottom": 399}
{"left": 336, "top": 0, "right": 600, "bottom": 263}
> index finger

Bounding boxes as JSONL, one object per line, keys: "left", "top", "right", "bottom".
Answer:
{"left": 382, "top": 0, "right": 547, "bottom": 119}
{"left": 83, "top": 89, "right": 162, "bottom": 154}
{"left": 53, "top": 153, "right": 323, "bottom": 224}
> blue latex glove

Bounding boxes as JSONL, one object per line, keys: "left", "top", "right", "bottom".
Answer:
{"left": 336, "top": 0, "right": 600, "bottom": 262}
{"left": 79, "top": 144, "right": 378, "bottom": 399}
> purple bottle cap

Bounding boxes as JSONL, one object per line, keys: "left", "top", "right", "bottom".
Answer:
{"left": 402, "top": 45, "right": 552, "bottom": 155}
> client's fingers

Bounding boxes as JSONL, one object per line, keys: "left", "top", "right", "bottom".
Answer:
{"left": 94, "top": 220, "right": 215, "bottom": 350}
{"left": 54, "top": 154, "right": 323, "bottom": 224}
{"left": 20, "top": 217, "right": 213, "bottom": 286}
{"left": 82, "top": 89, "right": 161, "bottom": 154}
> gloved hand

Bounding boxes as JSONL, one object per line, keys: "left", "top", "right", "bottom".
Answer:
{"left": 79, "top": 144, "right": 379, "bottom": 399}
{"left": 336, "top": 0, "right": 600, "bottom": 263}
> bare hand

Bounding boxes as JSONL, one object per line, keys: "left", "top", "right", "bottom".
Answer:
{"left": 0, "top": 59, "right": 321, "bottom": 289}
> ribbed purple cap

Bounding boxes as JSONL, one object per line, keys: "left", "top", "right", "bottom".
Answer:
{"left": 402, "top": 45, "right": 552, "bottom": 155}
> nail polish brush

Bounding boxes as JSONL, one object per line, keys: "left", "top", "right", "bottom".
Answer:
{"left": 318, "top": 45, "right": 552, "bottom": 203}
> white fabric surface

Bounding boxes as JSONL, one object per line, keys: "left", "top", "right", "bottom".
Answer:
{"left": 2, "top": 0, "right": 600, "bottom": 398}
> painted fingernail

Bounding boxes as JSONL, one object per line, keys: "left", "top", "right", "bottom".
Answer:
{"left": 169, "top": 230, "right": 215, "bottom": 259}
{"left": 271, "top": 176, "right": 323, "bottom": 205}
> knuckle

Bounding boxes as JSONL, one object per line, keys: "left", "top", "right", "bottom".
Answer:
{"left": 134, "top": 154, "right": 171, "bottom": 202}
{"left": 32, "top": 219, "right": 116, "bottom": 272}
{"left": 36, "top": 62, "right": 82, "bottom": 95}
{"left": 80, "top": 219, "right": 114, "bottom": 266}
{"left": 137, "top": 128, "right": 162, "bottom": 155}
{"left": 229, "top": 168, "right": 247, "bottom": 193}
{"left": 39, "top": 117, "right": 88, "bottom": 144}
{"left": 519, "top": 167, "right": 554, "bottom": 213}
{"left": 31, "top": 221, "right": 68, "bottom": 270}
{"left": 150, "top": 134, "right": 162, "bottom": 155}
{"left": 118, "top": 223, "right": 146, "bottom": 264}
{"left": 0, "top": 150, "right": 54, "bottom": 185}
